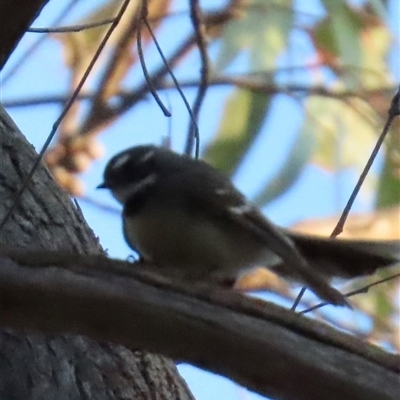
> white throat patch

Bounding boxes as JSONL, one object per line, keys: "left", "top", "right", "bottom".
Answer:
{"left": 112, "top": 173, "right": 157, "bottom": 204}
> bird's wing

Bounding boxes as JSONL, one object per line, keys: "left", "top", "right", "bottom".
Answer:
{"left": 172, "top": 167, "right": 349, "bottom": 306}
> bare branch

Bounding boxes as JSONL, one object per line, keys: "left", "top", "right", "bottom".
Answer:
{"left": 4, "top": 81, "right": 396, "bottom": 109}
{"left": 27, "top": 18, "right": 115, "bottom": 33}
{"left": 0, "top": 247, "right": 399, "bottom": 400}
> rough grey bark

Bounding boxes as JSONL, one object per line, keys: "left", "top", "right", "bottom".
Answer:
{"left": 1, "top": 247, "right": 399, "bottom": 400}
{"left": 0, "top": 106, "right": 195, "bottom": 400}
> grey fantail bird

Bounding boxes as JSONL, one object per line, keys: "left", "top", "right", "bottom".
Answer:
{"left": 98, "top": 145, "right": 400, "bottom": 306}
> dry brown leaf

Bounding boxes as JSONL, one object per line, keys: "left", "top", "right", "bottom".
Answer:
{"left": 234, "top": 267, "right": 289, "bottom": 294}
{"left": 291, "top": 206, "right": 400, "bottom": 240}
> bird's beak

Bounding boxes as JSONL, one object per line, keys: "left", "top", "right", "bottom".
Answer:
{"left": 97, "top": 182, "right": 108, "bottom": 189}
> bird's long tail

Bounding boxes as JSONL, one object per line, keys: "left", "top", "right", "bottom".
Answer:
{"left": 290, "top": 233, "right": 399, "bottom": 279}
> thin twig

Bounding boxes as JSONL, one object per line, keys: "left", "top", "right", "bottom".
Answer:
{"left": 79, "top": 196, "right": 121, "bottom": 215}
{"left": 143, "top": 16, "right": 201, "bottom": 141}
{"left": 81, "top": 34, "right": 197, "bottom": 134}
{"left": 184, "top": 0, "right": 210, "bottom": 158}
{"left": 332, "top": 87, "right": 400, "bottom": 237}
{"left": 77, "top": 3, "right": 242, "bottom": 135}
{"left": 292, "top": 87, "right": 400, "bottom": 310}
{"left": 300, "top": 271, "right": 400, "bottom": 315}
{"left": 137, "top": 0, "right": 171, "bottom": 117}
{"left": 0, "top": 0, "right": 132, "bottom": 232}
{"left": 27, "top": 18, "right": 115, "bottom": 33}
{"left": 291, "top": 287, "right": 306, "bottom": 311}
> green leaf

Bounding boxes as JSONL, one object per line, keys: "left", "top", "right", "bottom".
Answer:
{"left": 366, "top": 0, "right": 387, "bottom": 20}
{"left": 315, "top": 3, "right": 390, "bottom": 88}
{"left": 302, "top": 97, "right": 379, "bottom": 172}
{"left": 359, "top": 22, "right": 391, "bottom": 88}
{"left": 215, "top": 0, "right": 293, "bottom": 71}
{"left": 318, "top": 1, "right": 364, "bottom": 89}
{"left": 376, "top": 138, "right": 400, "bottom": 208}
{"left": 253, "top": 129, "right": 316, "bottom": 207}
{"left": 374, "top": 278, "right": 395, "bottom": 320}
{"left": 203, "top": 89, "right": 270, "bottom": 176}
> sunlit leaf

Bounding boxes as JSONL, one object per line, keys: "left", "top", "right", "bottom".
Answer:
{"left": 203, "top": 89, "right": 270, "bottom": 176}
{"left": 291, "top": 205, "right": 400, "bottom": 240}
{"left": 366, "top": 0, "right": 387, "bottom": 20}
{"left": 302, "top": 96, "right": 379, "bottom": 171}
{"left": 376, "top": 124, "right": 400, "bottom": 208}
{"left": 313, "top": 3, "right": 391, "bottom": 89}
{"left": 359, "top": 20, "right": 391, "bottom": 87}
{"left": 215, "top": 0, "right": 293, "bottom": 71}
{"left": 318, "top": 1, "right": 364, "bottom": 89}
{"left": 375, "top": 285, "right": 395, "bottom": 318}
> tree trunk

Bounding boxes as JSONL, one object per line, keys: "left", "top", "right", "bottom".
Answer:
{"left": 0, "top": 106, "right": 195, "bottom": 400}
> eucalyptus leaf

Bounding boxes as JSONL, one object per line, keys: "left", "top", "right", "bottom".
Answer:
{"left": 215, "top": 0, "right": 293, "bottom": 71}
{"left": 203, "top": 89, "right": 271, "bottom": 176}
{"left": 376, "top": 142, "right": 400, "bottom": 208}
{"left": 302, "top": 97, "right": 379, "bottom": 171}
{"left": 366, "top": 0, "right": 387, "bottom": 20}
{"left": 253, "top": 129, "right": 315, "bottom": 207}
{"left": 319, "top": 1, "right": 363, "bottom": 89}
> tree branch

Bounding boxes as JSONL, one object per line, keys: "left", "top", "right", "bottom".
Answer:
{"left": 1, "top": 0, "right": 50, "bottom": 68}
{"left": 3, "top": 81, "right": 396, "bottom": 109}
{"left": 0, "top": 247, "right": 398, "bottom": 400}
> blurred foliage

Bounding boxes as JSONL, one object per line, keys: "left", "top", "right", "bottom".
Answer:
{"left": 215, "top": 0, "right": 294, "bottom": 71}
{"left": 27, "top": 0, "right": 399, "bottom": 212}
{"left": 252, "top": 128, "right": 316, "bottom": 206}
{"left": 301, "top": 97, "right": 378, "bottom": 170}
{"left": 376, "top": 120, "right": 400, "bottom": 208}
{"left": 203, "top": 90, "right": 270, "bottom": 175}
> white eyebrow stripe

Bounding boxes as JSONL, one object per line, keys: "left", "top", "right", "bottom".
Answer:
{"left": 111, "top": 153, "right": 131, "bottom": 170}
{"left": 138, "top": 149, "right": 155, "bottom": 164}
{"left": 229, "top": 203, "right": 254, "bottom": 215}
{"left": 215, "top": 188, "right": 230, "bottom": 195}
